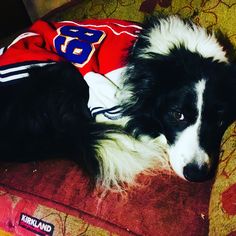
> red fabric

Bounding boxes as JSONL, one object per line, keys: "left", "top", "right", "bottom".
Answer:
{"left": 0, "top": 195, "right": 38, "bottom": 235}
{"left": 0, "top": 160, "right": 212, "bottom": 235}
{"left": 0, "top": 19, "right": 140, "bottom": 76}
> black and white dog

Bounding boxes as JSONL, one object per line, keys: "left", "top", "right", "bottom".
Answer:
{"left": 0, "top": 16, "right": 235, "bottom": 190}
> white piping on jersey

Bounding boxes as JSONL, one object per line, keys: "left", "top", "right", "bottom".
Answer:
{"left": 0, "top": 62, "right": 54, "bottom": 82}
{"left": 59, "top": 21, "right": 140, "bottom": 38}
{"left": 7, "top": 32, "right": 39, "bottom": 49}
{"left": 91, "top": 106, "right": 122, "bottom": 119}
{"left": 0, "top": 47, "right": 4, "bottom": 56}
{"left": 1, "top": 63, "right": 43, "bottom": 75}
{"left": 0, "top": 73, "right": 29, "bottom": 82}
{"left": 112, "top": 22, "right": 142, "bottom": 29}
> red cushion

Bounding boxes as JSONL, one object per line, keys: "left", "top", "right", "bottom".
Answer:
{"left": 0, "top": 159, "right": 212, "bottom": 235}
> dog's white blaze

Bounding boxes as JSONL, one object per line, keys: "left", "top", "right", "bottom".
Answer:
{"left": 96, "top": 130, "right": 169, "bottom": 190}
{"left": 169, "top": 80, "right": 209, "bottom": 179}
{"left": 142, "top": 16, "right": 228, "bottom": 63}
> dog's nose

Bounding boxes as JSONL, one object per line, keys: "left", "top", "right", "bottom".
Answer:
{"left": 183, "top": 163, "right": 209, "bottom": 182}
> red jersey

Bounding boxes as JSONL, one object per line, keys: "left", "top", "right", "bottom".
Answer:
{"left": 0, "top": 19, "right": 141, "bottom": 120}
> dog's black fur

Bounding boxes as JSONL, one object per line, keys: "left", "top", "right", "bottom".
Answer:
{"left": 0, "top": 16, "right": 236, "bottom": 188}
{"left": 0, "top": 63, "right": 104, "bottom": 179}
{"left": 123, "top": 46, "right": 236, "bottom": 179}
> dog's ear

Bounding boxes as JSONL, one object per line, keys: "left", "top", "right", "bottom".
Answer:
{"left": 215, "top": 30, "right": 236, "bottom": 63}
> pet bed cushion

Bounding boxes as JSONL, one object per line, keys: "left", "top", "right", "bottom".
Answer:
{"left": 209, "top": 122, "right": 236, "bottom": 235}
{"left": 46, "top": 1, "right": 236, "bottom": 233}
{"left": 0, "top": 162, "right": 211, "bottom": 235}
{"left": 0, "top": 0, "right": 235, "bottom": 235}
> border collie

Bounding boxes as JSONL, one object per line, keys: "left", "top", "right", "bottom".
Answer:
{"left": 0, "top": 16, "right": 235, "bottom": 190}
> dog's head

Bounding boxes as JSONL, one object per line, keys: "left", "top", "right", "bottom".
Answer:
{"left": 121, "top": 16, "right": 236, "bottom": 182}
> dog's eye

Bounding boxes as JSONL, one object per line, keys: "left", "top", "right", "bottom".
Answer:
{"left": 171, "top": 111, "right": 185, "bottom": 121}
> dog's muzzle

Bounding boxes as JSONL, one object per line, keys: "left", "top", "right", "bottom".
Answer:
{"left": 183, "top": 163, "right": 210, "bottom": 182}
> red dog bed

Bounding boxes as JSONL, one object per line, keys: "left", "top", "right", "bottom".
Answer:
{"left": 0, "top": 159, "right": 211, "bottom": 235}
